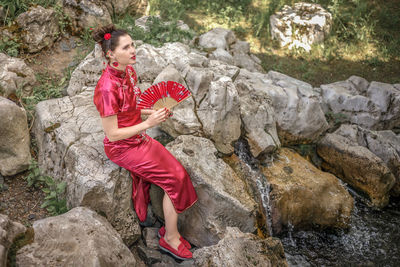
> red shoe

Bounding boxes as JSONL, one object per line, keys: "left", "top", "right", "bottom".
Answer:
{"left": 158, "top": 226, "right": 192, "bottom": 249}
{"left": 158, "top": 236, "right": 193, "bottom": 260}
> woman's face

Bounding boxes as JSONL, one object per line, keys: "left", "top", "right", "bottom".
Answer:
{"left": 110, "top": 34, "right": 136, "bottom": 66}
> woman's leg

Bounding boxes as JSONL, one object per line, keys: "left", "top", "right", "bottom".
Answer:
{"left": 163, "top": 192, "right": 181, "bottom": 250}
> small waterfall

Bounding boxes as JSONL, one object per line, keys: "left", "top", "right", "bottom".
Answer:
{"left": 233, "top": 139, "right": 274, "bottom": 236}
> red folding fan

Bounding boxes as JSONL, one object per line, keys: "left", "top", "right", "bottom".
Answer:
{"left": 136, "top": 81, "right": 191, "bottom": 110}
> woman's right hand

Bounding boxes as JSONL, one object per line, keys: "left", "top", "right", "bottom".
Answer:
{"left": 145, "top": 108, "right": 170, "bottom": 128}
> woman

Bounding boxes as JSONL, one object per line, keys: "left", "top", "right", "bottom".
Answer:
{"left": 92, "top": 24, "right": 198, "bottom": 260}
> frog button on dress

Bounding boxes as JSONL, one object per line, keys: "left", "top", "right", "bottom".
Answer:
{"left": 93, "top": 64, "right": 198, "bottom": 222}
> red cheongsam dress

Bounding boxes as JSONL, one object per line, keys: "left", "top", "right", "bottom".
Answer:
{"left": 93, "top": 64, "right": 198, "bottom": 222}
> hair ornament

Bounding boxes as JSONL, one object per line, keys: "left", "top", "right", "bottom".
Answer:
{"left": 104, "top": 33, "right": 111, "bottom": 40}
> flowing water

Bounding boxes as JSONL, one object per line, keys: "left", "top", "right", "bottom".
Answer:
{"left": 234, "top": 139, "right": 400, "bottom": 266}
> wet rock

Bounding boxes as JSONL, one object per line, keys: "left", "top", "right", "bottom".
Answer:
{"left": 193, "top": 227, "right": 288, "bottom": 266}
{"left": 0, "top": 53, "right": 36, "bottom": 97}
{"left": 0, "top": 97, "right": 31, "bottom": 176}
{"left": 270, "top": 2, "right": 332, "bottom": 51}
{"left": 317, "top": 124, "right": 396, "bottom": 208}
{"left": 33, "top": 88, "right": 141, "bottom": 245}
{"left": 0, "top": 214, "right": 26, "bottom": 267}
{"left": 16, "top": 6, "right": 59, "bottom": 53}
{"left": 161, "top": 135, "right": 258, "bottom": 247}
{"left": 16, "top": 207, "right": 138, "bottom": 266}
{"left": 261, "top": 148, "right": 354, "bottom": 234}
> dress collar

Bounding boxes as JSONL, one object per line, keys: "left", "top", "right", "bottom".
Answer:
{"left": 106, "top": 64, "right": 126, "bottom": 79}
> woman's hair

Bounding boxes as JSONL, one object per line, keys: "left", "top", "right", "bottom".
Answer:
{"left": 92, "top": 24, "right": 128, "bottom": 60}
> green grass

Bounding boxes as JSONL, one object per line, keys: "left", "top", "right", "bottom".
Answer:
{"left": 144, "top": 0, "right": 399, "bottom": 85}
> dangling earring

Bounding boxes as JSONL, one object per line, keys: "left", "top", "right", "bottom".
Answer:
{"left": 112, "top": 62, "right": 119, "bottom": 67}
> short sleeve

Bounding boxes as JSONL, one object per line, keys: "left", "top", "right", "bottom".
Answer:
{"left": 93, "top": 87, "right": 120, "bottom": 118}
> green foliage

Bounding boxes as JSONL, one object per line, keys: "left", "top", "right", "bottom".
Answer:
{"left": 0, "top": 36, "right": 20, "bottom": 57}
{"left": 116, "top": 15, "right": 194, "bottom": 47}
{"left": 25, "top": 159, "right": 68, "bottom": 216}
{"left": 53, "top": 3, "right": 71, "bottom": 37}
{"left": 0, "top": 0, "right": 57, "bottom": 26}
{"left": 149, "top": 0, "right": 185, "bottom": 21}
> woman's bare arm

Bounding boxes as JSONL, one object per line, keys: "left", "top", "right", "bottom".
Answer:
{"left": 101, "top": 108, "right": 169, "bottom": 142}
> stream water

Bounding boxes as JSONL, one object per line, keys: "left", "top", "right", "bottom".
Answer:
{"left": 234, "top": 139, "right": 400, "bottom": 266}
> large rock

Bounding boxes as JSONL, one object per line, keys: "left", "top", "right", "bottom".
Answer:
{"left": 319, "top": 76, "right": 400, "bottom": 130}
{"left": 270, "top": 2, "right": 332, "bottom": 51}
{"left": 16, "top": 6, "right": 59, "bottom": 53}
{"left": 154, "top": 65, "right": 202, "bottom": 137}
{"left": 320, "top": 124, "right": 400, "bottom": 197}
{"left": 261, "top": 148, "right": 354, "bottom": 234}
{"left": 0, "top": 53, "right": 36, "bottom": 97}
{"left": 0, "top": 97, "right": 31, "bottom": 176}
{"left": 135, "top": 44, "right": 168, "bottom": 82}
{"left": 230, "top": 41, "right": 264, "bottom": 73}
{"left": 235, "top": 77, "right": 280, "bottom": 157}
{"left": 159, "top": 135, "right": 258, "bottom": 247}
{"left": 103, "top": 0, "right": 148, "bottom": 16}
{"left": 16, "top": 207, "right": 138, "bottom": 266}
{"left": 198, "top": 28, "right": 236, "bottom": 51}
{"left": 0, "top": 214, "right": 26, "bottom": 267}
{"left": 63, "top": 0, "right": 112, "bottom": 33}
{"left": 33, "top": 89, "right": 141, "bottom": 245}
{"left": 67, "top": 44, "right": 106, "bottom": 97}
{"left": 317, "top": 125, "right": 396, "bottom": 208}
{"left": 193, "top": 227, "right": 288, "bottom": 267}
{"left": 197, "top": 76, "right": 241, "bottom": 154}
{"left": 236, "top": 69, "right": 328, "bottom": 145}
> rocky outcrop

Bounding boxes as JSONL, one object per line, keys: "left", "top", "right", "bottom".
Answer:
{"left": 16, "top": 6, "right": 59, "bottom": 53}
{"left": 193, "top": 227, "right": 288, "bottom": 267}
{"left": 0, "top": 97, "right": 31, "bottom": 176}
{"left": 63, "top": 0, "right": 112, "bottom": 33}
{"left": 261, "top": 148, "right": 354, "bottom": 234}
{"left": 66, "top": 44, "right": 106, "bottom": 97}
{"left": 151, "top": 135, "right": 259, "bottom": 247}
{"left": 16, "top": 207, "right": 138, "bottom": 266}
{"left": 0, "top": 214, "right": 26, "bottom": 267}
{"left": 33, "top": 88, "right": 141, "bottom": 245}
{"left": 319, "top": 76, "right": 400, "bottom": 130}
{"left": 198, "top": 28, "right": 263, "bottom": 72}
{"left": 104, "top": 0, "right": 148, "bottom": 17}
{"left": 317, "top": 125, "right": 396, "bottom": 208}
{"left": 270, "top": 2, "right": 332, "bottom": 51}
{"left": 0, "top": 53, "right": 36, "bottom": 98}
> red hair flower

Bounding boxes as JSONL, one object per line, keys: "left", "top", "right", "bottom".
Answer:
{"left": 104, "top": 33, "right": 111, "bottom": 40}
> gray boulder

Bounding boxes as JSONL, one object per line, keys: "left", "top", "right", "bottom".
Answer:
{"left": 198, "top": 28, "right": 236, "bottom": 51}
{"left": 16, "top": 6, "right": 59, "bottom": 53}
{"left": 0, "top": 53, "right": 36, "bottom": 98}
{"left": 33, "top": 89, "right": 141, "bottom": 245}
{"left": 0, "top": 97, "right": 31, "bottom": 176}
{"left": 0, "top": 214, "right": 26, "bottom": 267}
{"left": 16, "top": 207, "right": 138, "bottom": 266}
{"left": 193, "top": 227, "right": 288, "bottom": 267}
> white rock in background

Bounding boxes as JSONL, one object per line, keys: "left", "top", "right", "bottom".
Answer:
{"left": 16, "top": 6, "right": 59, "bottom": 53}
{"left": 16, "top": 207, "right": 138, "bottom": 266}
{"left": 0, "top": 53, "right": 36, "bottom": 97}
{"left": 0, "top": 214, "right": 26, "bottom": 267}
{"left": 0, "top": 97, "right": 31, "bottom": 176}
{"left": 33, "top": 89, "right": 141, "bottom": 245}
{"left": 270, "top": 2, "right": 333, "bottom": 51}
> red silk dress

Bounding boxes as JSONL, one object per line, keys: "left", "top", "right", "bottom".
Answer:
{"left": 93, "top": 64, "right": 198, "bottom": 222}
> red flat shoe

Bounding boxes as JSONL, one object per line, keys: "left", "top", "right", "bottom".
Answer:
{"left": 158, "top": 236, "right": 193, "bottom": 260}
{"left": 158, "top": 226, "right": 192, "bottom": 249}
